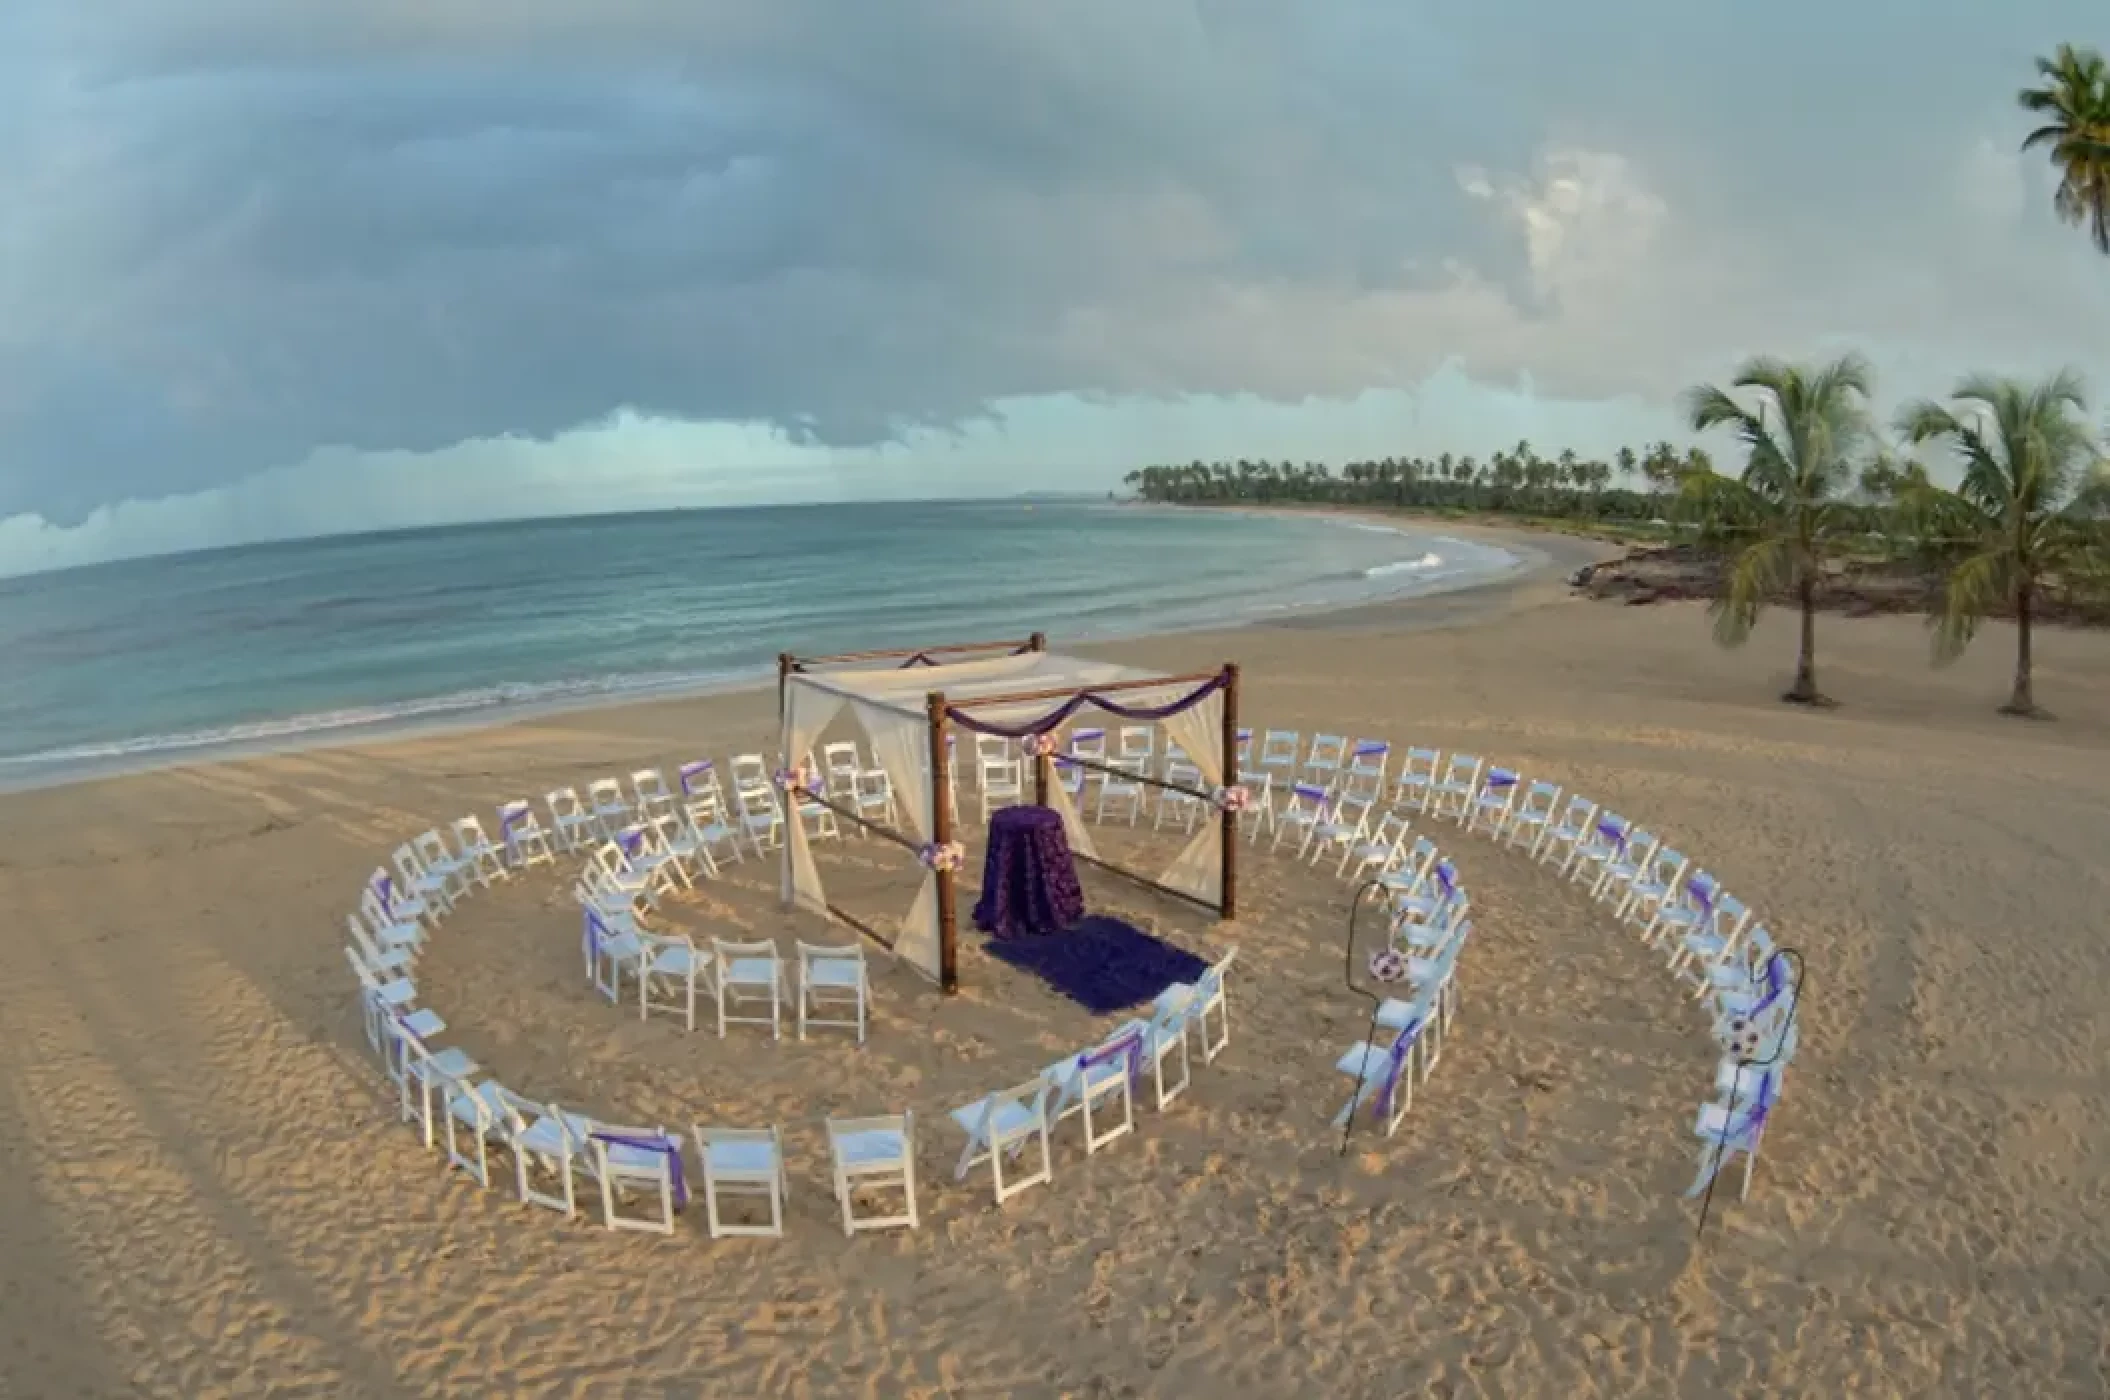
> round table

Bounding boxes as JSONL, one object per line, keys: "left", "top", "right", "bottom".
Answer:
{"left": 971, "top": 804, "right": 1086, "bottom": 938}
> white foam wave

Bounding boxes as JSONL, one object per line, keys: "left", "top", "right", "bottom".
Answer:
{"left": 0, "top": 667, "right": 757, "bottom": 772}
{"left": 1361, "top": 552, "right": 1445, "bottom": 579}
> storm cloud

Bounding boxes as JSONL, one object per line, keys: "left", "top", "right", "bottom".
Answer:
{"left": 2, "top": 0, "right": 2106, "bottom": 562}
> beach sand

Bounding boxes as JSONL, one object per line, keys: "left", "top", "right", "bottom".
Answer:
{"left": 5, "top": 531, "right": 2110, "bottom": 1398}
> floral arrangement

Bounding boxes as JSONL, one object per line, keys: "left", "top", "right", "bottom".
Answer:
{"left": 774, "top": 762, "right": 820, "bottom": 794}
{"left": 1213, "top": 784, "right": 1253, "bottom": 813}
{"left": 918, "top": 840, "right": 968, "bottom": 873}
{"left": 1367, "top": 948, "right": 1408, "bottom": 983}
{"left": 1020, "top": 732, "right": 1060, "bottom": 758}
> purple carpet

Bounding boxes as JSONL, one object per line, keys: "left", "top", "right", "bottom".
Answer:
{"left": 984, "top": 915, "right": 1210, "bottom": 1015}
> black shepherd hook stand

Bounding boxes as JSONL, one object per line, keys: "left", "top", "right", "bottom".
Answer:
{"left": 1337, "top": 878, "right": 1394, "bottom": 1158}
{"left": 1695, "top": 946, "right": 1807, "bottom": 1239}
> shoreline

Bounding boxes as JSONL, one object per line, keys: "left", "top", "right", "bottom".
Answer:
{"left": 0, "top": 511, "right": 1589, "bottom": 799}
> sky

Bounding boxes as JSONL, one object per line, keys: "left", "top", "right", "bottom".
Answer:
{"left": 3, "top": 2, "right": 2108, "bottom": 577}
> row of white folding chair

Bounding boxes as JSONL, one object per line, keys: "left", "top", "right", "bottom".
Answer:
{"left": 950, "top": 947, "right": 1238, "bottom": 1206}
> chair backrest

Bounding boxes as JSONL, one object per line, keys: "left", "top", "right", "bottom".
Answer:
{"left": 1620, "top": 830, "right": 1660, "bottom": 864}
{"left": 412, "top": 829, "right": 453, "bottom": 869}
{"left": 1649, "top": 847, "right": 1689, "bottom": 885}
{"left": 497, "top": 798, "right": 542, "bottom": 834}
{"left": 684, "top": 792, "right": 731, "bottom": 831}
{"left": 1118, "top": 726, "right": 1155, "bottom": 760}
{"left": 344, "top": 944, "right": 384, "bottom": 994}
{"left": 358, "top": 886, "right": 395, "bottom": 932}
{"left": 587, "top": 777, "right": 626, "bottom": 808}
{"left": 1593, "top": 812, "right": 1630, "bottom": 846}
{"left": 1441, "top": 753, "right": 1482, "bottom": 787}
{"left": 677, "top": 760, "right": 722, "bottom": 800}
{"left": 1400, "top": 836, "right": 1438, "bottom": 882}
{"left": 1305, "top": 734, "right": 1347, "bottom": 772}
{"left": 822, "top": 741, "right": 862, "bottom": 776}
{"left": 974, "top": 734, "right": 1009, "bottom": 765}
{"left": 546, "top": 786, "right": 585, "bottom": 819}
{"left": 737, "top": 785, "right": 780, "bottom": 817}
{"left": 1068, "top": 727, "right": 1107, "bottom": 759}
{"left": 1398, "top": 746, "right": 1440, "bottom": 782}
{"left": 1348, "top": 740, "right": 1390, "bottom": 777}
{"left": 969, "top": 1078, "right": 1051, "bottom": 1143}
{"left": 1480, "top": 766, "right": 1519, "bottom": 798}
{"left": 1287, "top": 782, "right": 1331, "bottom": 814}
{"left": 1053, "top": 756, "right": 1085, "bottom": 794}
{"left": 1556, "top": 794, "right": 1597, "bottom": 830}
{"left": 982, "top": 756, "right": 1022, "bottom": 787}
{"left": 1337, "top": 766, "right": 1386, "bottom": 805}
{"left": 452, "top": 814, "right": 491, "bottom": 849}
{"left": 632, "top": 768, "right": 672, "bottom": 809}
{"left": 713, "top": 938, "right": 782, "bottom": 977}
{"left": 798, "top": 940, "right": 865, "bottom": 976}
{"left": 730, "top": 754, "right": 769, "bottom": 793}
{"left": 854, "top": 767, "right": 892, "bottom": 799}
{"left": 1367, "top": 810, "right": 1412, "bottom": 853}
{"left": 1236, "top": 729, "right": 1254, "bottom": 767}
{"left": 1165, "top": 760, "right": 1203, "bottom": 791}
{"left": 1259, "top": 729, "right": 1300, "bottom": 768}
{"left": 1518, "top": 779, "right": 1561, "bottom": 816}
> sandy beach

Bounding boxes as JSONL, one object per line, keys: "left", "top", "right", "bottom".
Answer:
{"left": 5, "top": 525, "right": 2110, "bottom": 1399}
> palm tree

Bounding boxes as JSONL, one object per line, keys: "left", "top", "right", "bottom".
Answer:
{"left": 1677, "top": 353, "right": 1876, "bottom": 706}
{"left": 1892, "top": 371, "right": 2108, "bottom": 716}
{"left": 2018, "top": 44, "right": 2110, "bottom": 254}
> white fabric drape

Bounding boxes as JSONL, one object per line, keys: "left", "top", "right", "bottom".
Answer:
{"left": 857, "top": 698, "right": 944, "bottom": 982}
{"left": 1040, "top": 751, "right": 1101, "bottom": 863}
{"left": 1156, "top": 691, "right": 1226, "bottom": 905}
{"left": 781, "top": 683, "right": 846, "bottom": 917}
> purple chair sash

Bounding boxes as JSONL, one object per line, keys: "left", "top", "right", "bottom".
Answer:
{"left": 1081, "top": 1029, "right": 1145, "bottom": 1084}
{"left": 582, "top": 908, "right": 607, "bottom": 966}
{"left": 1595, "top": 819, "right": 1629, "bottom": 852}
{"left": 1487, "top": 770, "right": 1518, "bottom": 790}
{"left": 373, "top": 873, "right": 395, "bottom": 909}
{"left": 618, "top": 828, "right": 645, "bottom": 858}
{"left": 1372, "top": 1029, "right": 1415, "bottom": 1118}
{"left": 678, "top": 760, "right": 713, "bottom": 795}
{"left": 590, "top": 1132, "right": 688, "bottom": 1209}
{"left": 1352, "top": 741, "right": 1389, "bottom": 760}
{"left": 1435, "top": 862, "right": 1456, "bottom": 899}
{"left": 498, "top": 803, "right": 529, "bottom": 853}
{"left": 1291, "top": 782, "right": 1331, "bottom": 807}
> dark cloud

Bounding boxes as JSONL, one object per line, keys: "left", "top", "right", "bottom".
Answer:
{"left": 1, "top": 0, "right": 2105, "bottom": 525}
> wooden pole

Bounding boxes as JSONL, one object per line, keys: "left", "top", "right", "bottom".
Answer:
{"left": 1028, "top": 631, "right": 1047, "bottom": 652}
{"left": 1220, "top": 662, "right": 1240, "bottom": 921}
{"left": 927, "top": 691, "right": 960, "bottom": 994}
{"left": 776, "top": 652, "right": 794, "bottom": 757}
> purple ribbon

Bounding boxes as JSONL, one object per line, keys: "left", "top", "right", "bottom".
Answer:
{"left": 373, "top": 873, "right": 395, "bottom": 909}
{"left": 1352, "top": 741, "right": 1389, "bottom": 759}
{"left": 1371, "top": 1029, "right": 1415, "bottom": 1118}
{"left": 1435, "top": 862, "right": 1456, "bottom": 899}
{"left": 944, "top": 671, "right": 1228, "bottom": 740}
{"left": 589, "top": 1132, "right": 688, "bottom": 1210}
{"left": 498, "top": 803, "right": 528, "bottom": 852}
{"left": 1082, "top": 1028, "right": 1145, "bottom": 1086}
{"left": 1487, "top": 770, "right": 1517, "bottom": 791}
{"left": 1686, "top": 876, "right": 1717, "bottom": 919}
{"left": 1291, "top": 782, "right": 1331, "bottom": 806}
{"left": 1595, "top": 819, "right": 1629, "bottom": 852}
{"left": 618, "top": 828, "right": 645, "bottom": 858}
{"left": 678, "top": 760, "right": 713, "bottom": 795}
{"left": 1236, "top": 728, "right": 1253, "bottom": 741}
{"left": 582, "top": 908, "right": 607, "bottom": 966}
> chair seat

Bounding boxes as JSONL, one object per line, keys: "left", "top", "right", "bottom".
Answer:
{"left": 1682, "top": 931, "right": 1728, "bottom": 956}
{"left": 1372, "top": 997, "right": 1423, "bottom": 1031}
{"left": 398, "top": 1007, "right": 446, "bottom": 1038}
{"left": 704, "top": 1139, "right": 780, "bottom": 1177}
{"left": 805, "top": 961, "right": 863, "bottom": 990}
{"left": 377, "top": 977, "right": 418, "bottom": 1008}
{"left": 1334, "top": 1042, "right": 1399, "bottom": 1081}
{"left": 418, "top": 1047, "right": 479, "bottom": 1081}
{"left": 1045, "top": 1053, "right": 1128, "bottom": 1095}
{"left": 1151, "top": 982, "right": 1197, "bottom": 1017}
{"left": 599, "top": 932, "right": 644, "bottom": 961}
{"left": 950, "top": 1099, "right": 1040, "bottom": 1140}
{"left": 834, "top": 1128, "right": 907, "bottom": 1170}
{"left": 447, "top": 1080, "right": 505, "bottom": 1126}
{"left": 726, "top": 958, "right": 779, "bottom": 986}
{"left": 647, "top": 944, "right": 700, "bottom": 975}
{"left": 375, "top": 920, "right": 423, "bottom": 950}
{"left": 370, "top": 945, "right": 416, "bottom": 973}
{"left": 518, "top": 1114, "right": 592, "bottom": 1157}
{"left": 601, "top": 1138, "right": 674, "bottom": 1175}
{"left": 1715, "top": 1059, "right": 1770, "bottom": 1097}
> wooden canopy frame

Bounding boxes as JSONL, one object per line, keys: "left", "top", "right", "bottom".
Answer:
{"left": 779, "top": 635, "right": 1241, "bottom": 993}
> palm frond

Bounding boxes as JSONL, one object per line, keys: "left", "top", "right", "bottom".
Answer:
{"left": 1710, "top": 535, "right": 1793, "bottom": 649}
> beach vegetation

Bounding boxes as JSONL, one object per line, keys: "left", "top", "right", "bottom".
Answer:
{"left": 2019, "top": 43, "right": 2110, "bottom": 255}
{"left": 1892, "top": 371, "right": 2110, "bottom": 716}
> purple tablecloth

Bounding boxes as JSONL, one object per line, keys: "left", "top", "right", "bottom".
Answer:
{"left": 972, "top": 805, "right": 1085, "bottom": 938}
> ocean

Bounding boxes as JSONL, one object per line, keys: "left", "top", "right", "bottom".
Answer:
{"left": 0, "top": 501, "right": 1518, "bottom": 790}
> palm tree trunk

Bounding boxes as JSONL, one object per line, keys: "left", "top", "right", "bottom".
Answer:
{"left": 1783, "top": 575, "right": 1826, "bottom": 705}
{"left": 2001, "top": 580, "right": 2038, "bottom": 716}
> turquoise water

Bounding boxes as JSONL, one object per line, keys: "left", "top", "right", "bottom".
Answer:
{"left": 0, "top": 501, "right": 1516, "bottom": 789}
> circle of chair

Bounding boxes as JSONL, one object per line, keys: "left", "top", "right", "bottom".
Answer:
{"left": 345, "top": 725, "right": 1800, "bottom": 1241}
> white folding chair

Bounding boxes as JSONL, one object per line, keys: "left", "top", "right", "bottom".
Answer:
{"left": 411, "top": 828, "right": 473, "bottom": 903}
{"left": 1154, "top": 760, "right": 1208, "bottom": 832}
{"left": 677, "top": 758, "right": 727, "bottom": 810}
{"left": 356, "top": 891, "right": 423, "bottom": 958}
{"left": 1392, "top": 746, "right": 1441, "bottom": 813}
{"left": 730, "top": 753, "right": 771, "bottom": 797}
{"left": 712, "top": 938, "right": 783, "bottom": 1038}
{"left": 1466, "top": 767, "right": 1521, "bottom": 835}
{"left": 1094, "top": 757, "right": 1146, "bottom": 825}
{"left": 584, "top": 906, "right": 648, "bottom": 1004}
{"left": 826, "top": 1113, "right": 919, "bottom": 1235}
{"left": 391, "top": 1022, "right": 480, "bottom": 1150}
{"left": 949, "top": 1078, "right": 1055, "bottom": 1205}
{"left": 1273, "top": 783, "right": 1333, "bottom": 857}
{"left": 1111, "top": 1000, "right": 1193, "bottom": 1110}
{"left": 1564, "top": 811, "right": 1630, "bottom": 884}
{"left": 1042, "top": 1027, "right": 1141, "bottom": 1155}
{"left": 1618, "top": 844, "right": 1691, "bottom": 931}
{"left": 797, "top": 941, "right": 870, "bottom": 1043}
{"left": 735, "top": 787, "right": 785, "bottom": 854}
{"left": 1501, "top": 780, "right": 1563, "bottom": 854}
{"left": 1302, "top": 734, "right": 1348, "bottom": 789}
{"left": 693, "top": 1125, "right": 789, "bottom": 1238}
{"left": 1339, "top": 809, "right": 1412, "bottom": 882}
{"left": 1152, "top": 946, "right": 1236, "bottom": 1063}
{"left": 1306, "top": 794, "right": 1374, "bottom": 869}
{"left": 1117, "top": 725, "right": 1155, "bottom": 769}
{"left": 1346, "top": 739, "right": 1391, "bottom": 788}
{"left": 451, "top": 814, "right": 509, "bottom": 887}
{"left": 821, "top": 741, "right": 864, "bottom": 797}
{"left": 589, "top": 1125, "right": 686, "bottom": 1235}
{"left": 494, "top": 1089, "right": 598, "bottom": 1217}
{"left": 631, "top": 767, "right": 676, "bottom": 821}
{"left": 441, "top": 1077, "right": 509, "bottom": 1188}
{"left": 682, "top": 794, "right": 745, "bottom": 868}
{"left": 1334, "top": 1021, "right": 1421, "bottom": 1138}
{"left": 1538, "top": 794, "right": 1600, "bottom": 870}
{"left": 496, "top": 799, "right": 556, "bottom": 870}
{"left": 851, "top": 767, "right": 898, "bottom": 833}
{"left": 1426, "top": 754, "right": 1483, "bottom": 824}
{"left": 1591, "top": 827, "right": 1660, "bottom": 906}
{"left": 545, "top": 787, "right": 598, "bottom": 853}
{"left": 391, "top": 841, "right": 456, "bottom": 917}
{"left": 979, "top": 756, "right": 1025, "bottom": 821}
{"left": 1257, "top": 729, "right": 1301, "bottom": 787}
{"left": 369, "top": 866, "right": 431, "bottom": 931}
{"left": 639, "top": 931, "right": 707, "bottom": 1029}
{"left": 585, "top": 777, "right": 631, "bottom": 836}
